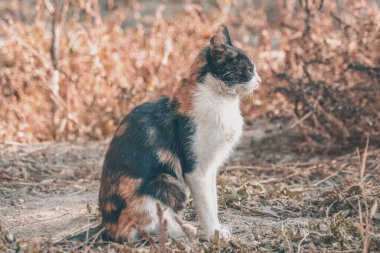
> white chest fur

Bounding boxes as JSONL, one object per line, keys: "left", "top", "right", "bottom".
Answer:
{"left": 191, "top": 75, "right": 243, "bottom": 172}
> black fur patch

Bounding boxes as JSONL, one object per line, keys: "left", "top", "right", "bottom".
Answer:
{"left": 103, "top": 97, "right": 196, "bottom": 180}
{"left": 193, "top": 46, "right": 256, "bottom": 86}
{"left": 194, "top": 26, "right": 256, "bottom": 86}
{"left": 101, "top": 97, "right": 195, "bottom": 207}
{"left": 101, "top": 194, "right": 126, "bottom": 223}
{"left": 206, "top": 46, "right": 255, "bottom": 86}
{"left": 138, "top": 173, "right": 187, "bottom": 212}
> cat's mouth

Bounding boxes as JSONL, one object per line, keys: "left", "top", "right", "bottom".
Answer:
{"left": 236, "top": 75, "right": 261, "bottom": 96}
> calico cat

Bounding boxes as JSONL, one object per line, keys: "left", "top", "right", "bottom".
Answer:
{"left": 98, "top": 26, "right": 261, "bottom": 242}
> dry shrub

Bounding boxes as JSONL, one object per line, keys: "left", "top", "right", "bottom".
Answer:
{"left": 0, "top": 0, "right": 275, "bottom": 142}
{"left": 275, "top": 0, "right": 380, "bottom": 152}
{"left": 0, "top": 0, "right": 378, "bottom": 151}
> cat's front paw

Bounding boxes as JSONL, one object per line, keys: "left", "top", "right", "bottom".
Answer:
{"left": 210, "top": 225, "right": 231, "bottom": 241}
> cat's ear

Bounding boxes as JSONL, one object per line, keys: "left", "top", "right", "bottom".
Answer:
{"left": 209, "top": 26, "right": 234, "bottom": 63}
{"left": 210, "top": 35, "right": 228, "bottom": 63}
{"left": 210, "top": 35, "right": 227, "bottom": 51}
{"left": 222, "top": 25, "right": 233, "bottom": 46}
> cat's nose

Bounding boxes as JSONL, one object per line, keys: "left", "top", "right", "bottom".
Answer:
{"left": 256, "top": 75, "right": 261, "bottom": 83}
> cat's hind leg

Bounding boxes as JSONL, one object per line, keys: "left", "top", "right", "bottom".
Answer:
{"left": 138, "top": 173, "right": 196, "bottom": 239}
{"left": 138, "top": 198, "right": 197, "bottom": 240}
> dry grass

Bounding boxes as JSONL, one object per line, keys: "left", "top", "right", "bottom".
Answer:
{"left": 0, "top": 139, "right": 379, "bottom": 252}
{"left": 219, "top": 148, "right": 380, "bottom": 252}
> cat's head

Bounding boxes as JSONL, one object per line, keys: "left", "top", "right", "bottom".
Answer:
{"left": 204, "top": 26, "right": 261, "bottom": 96}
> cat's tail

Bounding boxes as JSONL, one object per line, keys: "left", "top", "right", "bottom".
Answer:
{"left": 139, "top": 173, "right": 188, "bottom": 212}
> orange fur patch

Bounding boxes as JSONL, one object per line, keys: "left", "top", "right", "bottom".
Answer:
{"left": 101, "top": 176, "right": 151, "bottom": 241}
{"left": 113, "top": 196, "right": 150, "bottom": 239}
{"left": 104, "top": 196, "right": 149, "bottom": 240}
{"left": 118, "top": 177, "right": 141, "bottom": 199}
{"left": 98, "top": 176, "right": 118, "bottom": 209}
{"left": 172, "top": 51, "right": 207, "bottom": 115}
{"left": 156, "top": 149, "right": 183, "bottom": 181}
{"left": 104, "top": 201, "right": 117, "bottom": 214}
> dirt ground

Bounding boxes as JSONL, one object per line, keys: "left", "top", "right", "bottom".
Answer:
{"left": 0, "top": 118, "right": 379, "bottom": 252}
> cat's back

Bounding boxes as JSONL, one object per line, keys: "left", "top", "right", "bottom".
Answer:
{"left": 102, "top": 96, "right": 193, "bottom": 178}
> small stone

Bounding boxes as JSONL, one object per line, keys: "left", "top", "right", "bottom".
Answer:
{"left": 5, "top": 232, "right": 15, "bottom": 243}
{"left": 319, "top": 223, "right": 328, "bottom": 232}
{"left": 252, "top": 240, "right": 260, "bottom": 246}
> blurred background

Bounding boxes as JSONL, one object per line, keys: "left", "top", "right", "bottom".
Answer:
{"left": 0, "top": 0, "right": 379, "bottom": 152}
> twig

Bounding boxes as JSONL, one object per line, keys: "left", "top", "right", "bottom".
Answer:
{"left": 50, "top": 0, "right": 61, "bottom": 139}
{"left": 290, "top": 111, "right": 312, "bottom": 129}
{"left": 53, "top": 222, "right": 97, "bottom": 243}
{"left": 174, "top": 215, "right": 195, "bottom": 243}
{"left": 88, "top": 227, "right": 105, "bottom": 249}
{"left": 358, "top": 139, "right": 371, "bottom": 253}
{"left": 297, "top": 230, "right": 309, "bottom": 253}
{"left": 359, "top": 138, "right": 369, "bottom": 182}
{"left": 156, "top": 202, "right": 167, "bottom": 253}
{"left": 133, "top": 223, "right": 160, "bottom": 252}
{"left": 43, "top": 0, "right": 54, "bottom": 13}
{"left": 84, "top": 204, "right": 92, "bottom": 251}
{"left": 312, "top": 172, "right": 339, "bottom": 187}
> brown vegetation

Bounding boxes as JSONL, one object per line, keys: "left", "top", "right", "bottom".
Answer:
{"left": 275, "top": 0, "right": 380, "bottom": 152}
{"left": 1, "top": 0, "right": 378, "bottom": 151}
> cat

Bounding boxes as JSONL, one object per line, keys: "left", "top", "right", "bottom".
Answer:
{"left": 98, "top": 26, "right": 261, "bottom": 242}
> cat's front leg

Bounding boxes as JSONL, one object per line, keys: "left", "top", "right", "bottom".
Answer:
{"left": 210, "top": 168, "right": 231, "bottom": 239}
{"left": 185, "top": 169, "right": 231, "bottom": 240}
